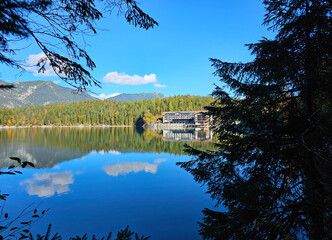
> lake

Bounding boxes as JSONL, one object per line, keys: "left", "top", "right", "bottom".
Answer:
{"left": 0, "top": 127, "right": 218, "bottom": 239}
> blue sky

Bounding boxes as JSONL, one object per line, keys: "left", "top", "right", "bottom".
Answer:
{"left": 0, "top": 0, "right": 274, "bottom": 98}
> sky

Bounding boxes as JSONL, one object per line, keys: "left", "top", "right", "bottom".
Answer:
{"left": 0, "top": 0, "right": 275, "bottom": 99}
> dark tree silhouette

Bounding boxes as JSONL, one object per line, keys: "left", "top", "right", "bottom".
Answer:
{"left": 0, "top": 0, "right": 158, "bottom": 91}
{"left": 178, "top": 0, "right": 332, "bottom": 239}
{"left": 28, "top": 224, "right": 150, "bottom": 240}
{"left": 0, "top": 157, "right": 50, "bottom": 239}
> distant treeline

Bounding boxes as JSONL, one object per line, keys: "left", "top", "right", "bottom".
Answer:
{"left": 0, "top": 95, "right": 213, "bottom": 126}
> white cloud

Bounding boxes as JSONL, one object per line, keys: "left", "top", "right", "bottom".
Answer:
{"left": 103, "top": 72, "right": 157, "bottom": 85}
{"left": 104, "top": 162, "right": 158, "bottom": 176}
{"left": 154, "top": 83, "right": 167, "bottom": 88}
{"left": 26, "top": 52, "right": 57, "bottom": 77}
{"left": 21, "top": 171, "right": 74, "bottom": 198}
{"left": 103, "top": 158, "right": 167, "bottom": 176}
{"left": 154, "top": 158, "right": 167, "bottom": 164}
{"left": 93, "top": 93, "right": 121, "bottom": 100}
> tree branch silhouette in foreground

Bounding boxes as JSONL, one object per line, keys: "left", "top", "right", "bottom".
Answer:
{"left": 0, "top": 0, "right": 158, "bottom": 91}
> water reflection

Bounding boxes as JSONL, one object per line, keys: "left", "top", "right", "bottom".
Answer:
{"left": 0, "top": 127, "right": 214, "bottom": 169}
{"left": 154, "top": 158, "right": 168, "bottom": 164}
{"left": 1, "top": 128, "right": 217, "bottom": 240}
{"left": 103, "top": 158, "right": 168, "bottom": 176}
{"left": 21, "top": 171, "right": 74, "bottom": 198}
{"left": 163, "top": 128, "right": 213, "bottom": 142}
{"left": 104, "top": 162, "right": 158, "bottom": 176}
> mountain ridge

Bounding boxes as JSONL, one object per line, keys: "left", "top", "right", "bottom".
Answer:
{"left": 107, "top": 92, "right": 166, "bottom": 102}
{"left": 0, "top": 80, "right": 95, "bottom": 108}
{"left": 0, "top": 80, "right": 167, "bottom": 108}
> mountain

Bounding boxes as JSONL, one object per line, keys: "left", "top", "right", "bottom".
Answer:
{"left": 0, "top": 80, "right": 96, "bottom": 108}
{"left": 107, "top": 92, "right": 165, "bottom": 102}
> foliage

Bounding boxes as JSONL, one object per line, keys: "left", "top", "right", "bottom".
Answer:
{"left": 142, "top": 110, "right": 161, "bottom": 124}
{"left": 0, "top": 157, "right": 152, "bottom": 240}
{"left": 0, "top": 158, "right": 49, "bottom": 240}
{"left": 0, "top": 157, "right": 34, "bottom": 198}
{"left": 28, "top": 225, "right": 149, "bottom": 240}
{"left": 29, "top": 225, "right": 60, "bottom": 240}
{"left": 1, "top": 159, "right": 152, "bottom": 240}
{"left": 178, "top": 0, "right": 332, "bottom": 239}
{"left": 0, "top": 95, "right": 213, "bottom": 126}
{"left": 0, "top": 0, "right": 157, "bottom": 91}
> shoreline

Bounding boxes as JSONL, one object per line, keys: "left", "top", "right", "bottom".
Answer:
{"left": 0, "top": 123, "right": 211, "bottom": 130}
{"left": 0, "top": 125, "right": 134, "bottom": 129}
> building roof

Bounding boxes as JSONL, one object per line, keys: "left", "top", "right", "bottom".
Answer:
{"left": 162, "top": 111, "right": 193, "bottom": 115}
{"left": 162, "top": 111, "right": 208, "bottom": 115}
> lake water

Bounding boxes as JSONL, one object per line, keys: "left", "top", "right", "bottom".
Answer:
{"left": 0, "top": 127, "right": 218, "bottom": 239}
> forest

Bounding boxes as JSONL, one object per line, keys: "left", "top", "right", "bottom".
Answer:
{"left": 0, "top": 95, "right": 213, "bottom": 126}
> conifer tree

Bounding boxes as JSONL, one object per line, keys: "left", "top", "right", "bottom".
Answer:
{"left": 178, "top": 1, "right": 332, "bottom": 239}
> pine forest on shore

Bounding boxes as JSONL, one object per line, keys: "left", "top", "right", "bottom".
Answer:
{"left": 0, "top": 95, "right": 213, "bottom": 126}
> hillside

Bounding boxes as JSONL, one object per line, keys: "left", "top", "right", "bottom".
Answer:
{"left": 0, "top": 80, "right": 95, "bottom": 108}
{"left": 0, "top": 95, "right": 213, "bottom": 126}
{"left": 107, "top": 92, "right": 165, "bottom": 102}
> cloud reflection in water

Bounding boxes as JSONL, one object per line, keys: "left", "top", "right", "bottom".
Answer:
{"left": 104, "top": 159, "right": 167, "bottom": 176}
{"left": 21, "top": 171, "right": 74, "bottom": 198}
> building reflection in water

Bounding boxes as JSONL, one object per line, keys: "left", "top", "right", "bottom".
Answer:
{"left": 162, "top": 128, "right": 213, "bottom": 142}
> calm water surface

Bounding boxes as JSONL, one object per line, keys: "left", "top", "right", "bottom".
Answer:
{"left": 1, "top": 127, "right": 218, "bottom": 239}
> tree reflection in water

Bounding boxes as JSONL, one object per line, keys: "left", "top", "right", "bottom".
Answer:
{"left": 0, "top": 127, "right": 214, "bottom": 169}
